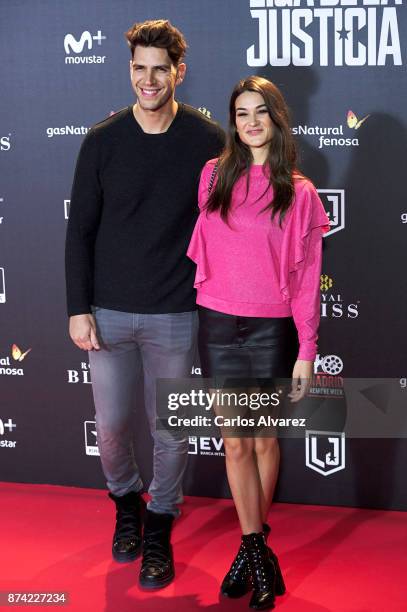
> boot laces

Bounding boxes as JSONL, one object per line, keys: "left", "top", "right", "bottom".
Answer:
{"left": 142, "top": 528, "right": 171, "bottom": 566}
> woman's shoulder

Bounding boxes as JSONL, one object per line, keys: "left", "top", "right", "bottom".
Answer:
{"left": 290, "top": 174, "right": 330, "bottom": 231}
{"left": 199, "top": 157, "right": 220, "bottom": 187}
{"left": 293, "top": 173, "right": 317, "bottom": 196}
{"left": 202, "top": 157, "right": 220, "bottom": 172}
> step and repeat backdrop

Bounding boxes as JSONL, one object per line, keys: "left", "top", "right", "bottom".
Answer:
{"left": 1, "top": 1, "right": 406, "bottom": 510}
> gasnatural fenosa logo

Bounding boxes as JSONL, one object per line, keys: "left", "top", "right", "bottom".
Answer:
{"left": 0, "top": 344, "right": 32, "bottom": 376}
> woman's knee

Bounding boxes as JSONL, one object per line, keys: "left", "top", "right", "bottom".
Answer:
{"left": 224, "top": 437, "right": 254, "bottom": 462}
{"left": 254, "top": 436, "right": 279, "bottom": 457}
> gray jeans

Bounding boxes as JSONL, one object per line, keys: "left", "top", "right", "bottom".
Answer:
{"left": 88, "top": 307, "right": 198, "bottom": 516}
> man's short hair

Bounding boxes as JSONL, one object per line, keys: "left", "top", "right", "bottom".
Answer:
{"left": 125, "top": 19, "right": 187, "bottom": 66}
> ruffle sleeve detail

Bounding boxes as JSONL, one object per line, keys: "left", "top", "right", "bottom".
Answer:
{"left": 187, "top": 214, "right": 208, "bottom": 288}
{"left": 279, "top": 181, "right": 330, "bottom": 303}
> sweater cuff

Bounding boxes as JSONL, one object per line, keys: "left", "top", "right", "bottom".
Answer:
{"left": 67, "top": 303, "right": 92, "bottom": 317}
{"left": 297, "top": 343, "right": 317, "bottom": 362}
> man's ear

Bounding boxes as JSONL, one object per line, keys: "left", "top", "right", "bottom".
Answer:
{"left": 176, "top": 62, "right": 187, "bottom": 85}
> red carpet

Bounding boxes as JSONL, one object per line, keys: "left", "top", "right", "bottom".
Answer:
{"left": 1, "top": 483, "right": 406, "bottom": 611}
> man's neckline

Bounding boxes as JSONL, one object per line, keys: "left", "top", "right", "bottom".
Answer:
{"left": 128, "top": 103, "right": 183, "bottom": 136}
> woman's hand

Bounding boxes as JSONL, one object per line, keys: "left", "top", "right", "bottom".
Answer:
{"left": 288, "top": 359, "right": 314, "bottom": 403}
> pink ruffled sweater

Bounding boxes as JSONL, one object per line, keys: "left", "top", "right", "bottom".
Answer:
{"left": 187, "top": 159, "right": 330, "bottom": 361}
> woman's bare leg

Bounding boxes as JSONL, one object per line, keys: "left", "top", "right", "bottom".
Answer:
{"left": 254, "top": 437, "right": 280, "bottom": 523}
{"left": 223, "top": 437, "right": 263, "bottom": 534}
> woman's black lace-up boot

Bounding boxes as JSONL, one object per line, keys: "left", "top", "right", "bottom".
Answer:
{"left": 242, "top": 531, "right": 278, "bottom": 610}
{"left": 221, "top": 523, "right": 285, "bottom": 599}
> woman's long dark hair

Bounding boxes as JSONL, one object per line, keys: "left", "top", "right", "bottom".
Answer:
{"left": 206, "top": 76, "right": 299, "bottom": 223}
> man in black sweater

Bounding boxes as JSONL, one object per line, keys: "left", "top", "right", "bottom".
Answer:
{"left": 65, "top": 20, "right": 224, "bottom": 589}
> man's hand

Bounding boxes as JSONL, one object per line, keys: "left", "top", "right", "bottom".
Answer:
{"left": 288, "top": 359, "right": 313, "bottom": 403}
{"left": 69, "top": 314, "right": 100, "bottom": 351}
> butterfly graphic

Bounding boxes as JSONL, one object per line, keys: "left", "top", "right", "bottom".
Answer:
{"left": 347, "top": 110, "right": 370, "bottom": 130}
{"left": 12, "top": 344, "right": 32, "bottom": 362}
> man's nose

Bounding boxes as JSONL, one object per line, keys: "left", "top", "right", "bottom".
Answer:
{"left": 144, "top": 69, "right": 155, "bottom": 84}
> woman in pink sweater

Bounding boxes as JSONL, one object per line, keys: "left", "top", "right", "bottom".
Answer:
{"left": 188, "top": 76, "right": 329, "bottom": 610}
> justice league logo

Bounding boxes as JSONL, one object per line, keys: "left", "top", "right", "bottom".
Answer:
{"left": 305, "top": 430, "right": 346, "bottom": 476}
{"left": 317, "top": 189, "right": 345, "bottom": 236}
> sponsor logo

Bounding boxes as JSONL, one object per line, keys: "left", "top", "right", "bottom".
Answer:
{"left": 320, "top": 275, "right": 360, "bottom": 319}
{"left": 84, "top": 420, "right": 99, "bottom": 456}
{"left": 12, "top": 344, "right": 31, "bottom": 362}
{"left": 317, "top": 189, "right": 345, "bottom": 236}
{"left": 309, "top": 353, "right": 344, "bottom": 398}
{"left": 347, "top": 110, "right": 369, "bottom": 130}
{"left": 1, "top": 135, "right": 11, "bottom": 151}
{"left": 0, "top": 267, "right": 5, "bottom": 303}
{"left": 198, "top": 107, "right": 212, "bottom": 119}
{"left": 293, "top": 111, "right": 369, "bottom": 149}
{"left": 188, "top": 436, "right": 225, "bottom": 457}
{"left": 0, "top": 417, "right": 17, "bottom": 449}
{"left": 0, "top": 344, "right": 32, "bottom": 376}
{"left": 46, "top": 126, "right": 89, "bottom": 138}
{"left": 306, "top": 430, "right": 346, "bottom": 476}
{"left": 64, "top": 30, "right": 107, "bottom": 64}
{"left": 64, "top": 200, "right": 70, "bottom": 220}
{"left": 247, "top": 1, "right": 403, "bottom": 67}
{"left": 314, "top": 353, "right": 343, "bottom": 376}
{"left": 67, "top": 361, "right": 92, "bottom": 384}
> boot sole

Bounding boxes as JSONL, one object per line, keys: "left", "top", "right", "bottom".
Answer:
{"left": 138, "top": 571, "right": 175, "bottom": 590}
{"left": 112, "top": 543, "right": 142, "bottom": 563}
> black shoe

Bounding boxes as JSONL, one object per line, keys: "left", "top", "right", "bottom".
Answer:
{"left": 221, "top": 523, "right": 285, "bottom": 599}
{"left": 220, "top": 541, "right": 250, "bottom": 598}
{"left": 242, "top": 531, "right": 277, "bottom": 610}
{"left": 108, "top": 491, "right": 145, "bottom": 563}
{"left": 139, "top": 509, "right": 175, "bottom": 590}
{"left": 263, "top": 523, "right": 286, "bottom": 597}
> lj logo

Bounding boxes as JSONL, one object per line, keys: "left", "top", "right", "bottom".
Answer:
{"left": 305, "top": 430, "right": 345, "bottom": 476}
{"left": 317, "top": 190, "right": 345, "bottom": 237}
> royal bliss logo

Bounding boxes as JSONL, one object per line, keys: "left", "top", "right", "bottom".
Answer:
{"left": 320, "top": 274, "right": 360, "bottom": 318}
{"left": 67, "top": 361, "right": 92, "bottom": 384}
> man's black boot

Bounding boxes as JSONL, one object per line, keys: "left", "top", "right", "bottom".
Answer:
{"left": 108, "top": 491, "right": 145, "bottom": 563}
{"left": 139, "top": 509, "right": 175, "bottom": 589}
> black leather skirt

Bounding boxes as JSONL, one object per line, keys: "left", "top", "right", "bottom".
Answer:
{"left": 198, "top": 306, "right": 299, "bottom": 382}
